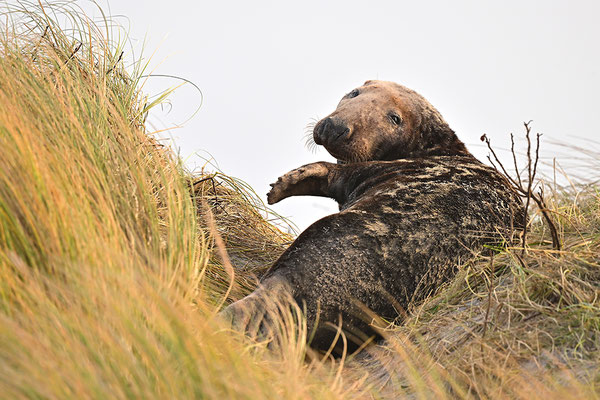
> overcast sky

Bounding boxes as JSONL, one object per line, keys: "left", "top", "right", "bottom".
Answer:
{"left": 82, "top": 0, "right": 599, "bottom": 231}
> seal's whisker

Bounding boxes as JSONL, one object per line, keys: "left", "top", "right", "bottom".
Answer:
{"left": 304, "top": 119, "right": 319, "bottom": 153}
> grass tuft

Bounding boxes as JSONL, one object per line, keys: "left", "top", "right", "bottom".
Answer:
{"left": 0, "top": 3, "right": 348, "bottom": 399}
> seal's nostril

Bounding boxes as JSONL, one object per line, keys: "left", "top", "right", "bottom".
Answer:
{"left": 322, "top": 118, "right": 333, "bottom": 133}
{"left": 331, "top": 123, "right": 350, "bottom": 141}
{"left": 338, "top": 127, "right": 350, "bottom": 138}
{"left": 313, "top": 117, "right": 349, "bottom": 145}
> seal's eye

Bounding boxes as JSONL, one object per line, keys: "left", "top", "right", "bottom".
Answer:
{"left": 347, "top": 89, "right": 360, "bottom": 99}
{"left": 389, "top": 113, "right": 403, "bottom": 126}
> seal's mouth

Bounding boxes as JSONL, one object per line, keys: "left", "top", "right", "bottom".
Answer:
{"left": 324, "top": 147, "right": 346, "bottom": 163}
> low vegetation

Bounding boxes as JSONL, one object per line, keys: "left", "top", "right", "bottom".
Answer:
{"left": 0, "top": 2, "right": 598, "bottom": 399}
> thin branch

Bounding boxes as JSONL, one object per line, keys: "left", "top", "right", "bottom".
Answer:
{"left": 480, "top": 123, "right": 561, "bottom": 253}
{"left": 510, "top": 133, "right": 522, "bottom": 187}
{"left": 480, "top": 134, "right": 521, "bottom": 189}
{"left": 106, "top": 50, "right": 123, "bottom": 75}
{"left": 521, "top": 122, "right": 534, "bottom": 254}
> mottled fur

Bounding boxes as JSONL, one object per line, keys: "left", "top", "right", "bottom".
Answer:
{"left": 223, "top": 81, "right": 524, "bottom": 352}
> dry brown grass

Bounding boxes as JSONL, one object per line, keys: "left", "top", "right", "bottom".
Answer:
{"left": 192, "top": 173, "right": 294, "bottom": 303}
{"left": 0, "top": 3, "right": 352, "bottom": 399}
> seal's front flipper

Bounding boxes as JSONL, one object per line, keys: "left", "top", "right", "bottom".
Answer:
{"left": 267, "top": 162, "right": 338, "bottom": 204}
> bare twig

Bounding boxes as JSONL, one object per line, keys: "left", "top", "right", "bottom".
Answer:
{"left": 510, "top": 133, "right": 522, "bottom": 187}
{"left": 64, "top": 41, "right": 82, "bottom": 65}
{"left": 106, "top": 51, "right": 123, "bottom": 75}
{"left": 528, "top": 188, "right": 561, "bottom": 252}
{"left": 31, "top": 25, "right": 50, "bottom": 63}
{"left": 520, "top": 122, "right": 535, "bottom": 254}
{"left": 480, "top": 122, "right": 561, "bottom": 252}
{"left": 481, "top": 134, "right": 516, "bottom": 187}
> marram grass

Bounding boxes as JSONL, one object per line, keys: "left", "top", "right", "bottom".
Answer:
{"left": 0, "top": 3, "right": 347, "bottom": 399}
{"left": 1, "top": 2, "right": 600, "bottom": 399}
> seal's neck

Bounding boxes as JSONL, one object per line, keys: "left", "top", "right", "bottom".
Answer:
{"left": 421, "top": 126, "right": 472, "bottom": 157}
{"left": 382, "top": 125, "right": 473, "bottom": 160}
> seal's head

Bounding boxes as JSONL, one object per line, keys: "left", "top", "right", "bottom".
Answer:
{"left": 313, "top": 80, "right": 470, "bottom": 162}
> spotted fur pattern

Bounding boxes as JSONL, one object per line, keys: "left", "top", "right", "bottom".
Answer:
{"left": 222, "top": 81, "right": 524, "bottom": 352}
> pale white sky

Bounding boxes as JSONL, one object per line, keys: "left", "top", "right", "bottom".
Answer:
{"left": 84, "top": 0, "right": 599, "bottom": 231}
